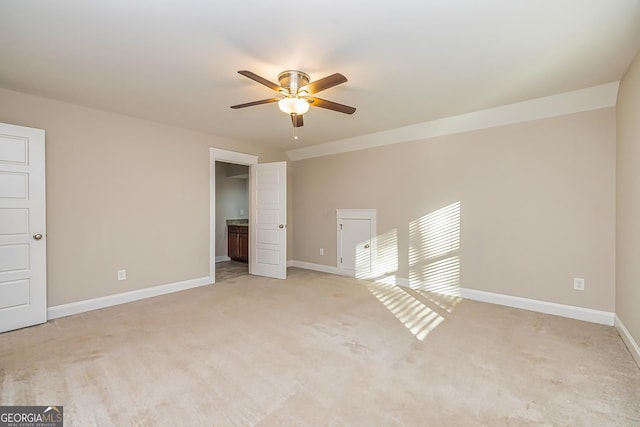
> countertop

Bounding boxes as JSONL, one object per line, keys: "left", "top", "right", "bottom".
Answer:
{"left": 226, "top": 219, "right": 248, "bottom": 226}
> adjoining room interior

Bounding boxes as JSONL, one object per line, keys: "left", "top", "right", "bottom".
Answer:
{"left": 1, "top": 1, "right": 639, "bottom": 425}
{"left": 214, "top": 161, "right": 249, "bottom": 280}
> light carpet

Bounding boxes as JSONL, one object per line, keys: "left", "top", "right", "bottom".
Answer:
{"left": 1, "top": 268, "right": 639, "bottom": 426}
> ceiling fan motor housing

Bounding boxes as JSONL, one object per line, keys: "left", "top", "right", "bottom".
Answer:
{"left": 278, "top": 70, "right": 310, "bottom": 96}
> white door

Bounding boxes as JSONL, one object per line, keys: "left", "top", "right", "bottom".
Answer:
{"left": 249, "top": 161, "right": 287, "bottom": 279}
{"left": 338, "top": 218, "right": 372, "bottom": 278}
{"left": 0, "top": 123, "right": 47, "bottom": 333}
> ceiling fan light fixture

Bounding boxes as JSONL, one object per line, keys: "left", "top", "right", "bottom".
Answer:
{"left": 278, "top": 97, "right": 309, "bottom": 115}
{"left": 231, "top": 70, "right": 356, "bottom": 132}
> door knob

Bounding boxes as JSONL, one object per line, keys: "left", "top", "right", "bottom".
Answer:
{"left": 33, "top": 233, "right": 43, "bottom": 240}
{"left": 364, "top": 243, "right": 370, "bottom": 249}
{"left": 279, "top": 224, "right": 286, "bottom": 229}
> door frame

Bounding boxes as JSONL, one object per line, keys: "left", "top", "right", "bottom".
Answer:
{"left": 209, "top": 148, "right": 258, "bottom": 283}
{"left": 336, "top": 209, "right": 377, "bottom": 277}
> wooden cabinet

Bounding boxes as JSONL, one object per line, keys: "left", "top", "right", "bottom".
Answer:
{"left": 228, "top": 225, "right": 248, "bottom": 262}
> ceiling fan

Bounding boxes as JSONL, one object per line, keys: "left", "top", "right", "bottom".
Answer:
{"left": 230, "top": 70, "right": 356, "bottom": 130}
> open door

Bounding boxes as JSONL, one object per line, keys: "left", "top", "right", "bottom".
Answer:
{"left": 249, "top": 161, "right": 287, "bottom": 279}
{"left": 0, "top": 123, "right": 47, "bottom": 333}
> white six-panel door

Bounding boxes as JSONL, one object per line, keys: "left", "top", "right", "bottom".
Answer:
{"left": 249, "top": 162, "right": 287, "bottom": 279}
{"left": 0, "top": 123, "right": 47, "bottom": 333}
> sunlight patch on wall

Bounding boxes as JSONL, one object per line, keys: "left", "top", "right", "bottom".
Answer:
{"left": 354, "top": 241, "right": 372, "bottom": 279}
{"left": 409, "top": 202, "right": 460, "bottom": 262}
{"left": 411, "top": 256, "right": 460, "bottom": 296}
{"left": 356, "top": 228, "right": 398, "bottom": 280}
{"left": 409, "top": 202, "right": 461, "bottom": 296}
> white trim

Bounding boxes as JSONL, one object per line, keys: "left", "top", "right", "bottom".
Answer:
{"left": 286, "top": 82, "right": 619, "bottom": 161}
{"left": 336, "top": 209, "right": 377, "bottom": 219}
{"left": 47, "top": 276, "right": 211, "bottom": 320}
{"left": 615, "top": 315, "right": 640, "bottom": 368}
{"left": 460, "top": 288, "right": 615, "bottom": 326}
{"left": 210, "top": 148, "right": 259, "bottom": 165}
{"left": 209, "top": 148, "right": 258, "bottom": 284}
{"left": 284, "top": 264, "right": 618, "bottom": 327}
{"left": 284, "top": 262, "right": 625, "bottom": 329}
{"left": 215, "top": 256, "right": 231, "bottom": 263}
{"left": 288, "top": 260, "right": 340, "bottom": 275}
{"left": 300, "top": 253, "right": 611, "bottom": 324}
{"left": 393, "top": 277, "right": 411, "bottom": 288}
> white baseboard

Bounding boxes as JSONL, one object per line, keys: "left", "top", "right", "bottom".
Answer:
{"left": 284, "top": 262, "right": 617, "bottom": 326}
{"left": 615, "top": 315, "right": 640, "bottom": 368}
{"left": 48, "top": 276, "right": 212, "bottom": 320}
{"left": 288, "top": 260, "right": 340, "bottom": 275}
{"left": 393, "top": 277, "right": 411, "bottom": 288}
{"left": 460, "top": 288, "right": 615, "bottom": 326}
{"left": 216, "top": 256, "right": 231, "bottom": 263}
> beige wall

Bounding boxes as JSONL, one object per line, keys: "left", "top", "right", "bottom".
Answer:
{"left": 616, "top": 50, "right": 640, "bottom": 346}
{"left": 0, "top": 84, "right": 621, "bottom": 316}
{"left": 0, "top": 88, "right": 282, "bottom": 306}
{"left": 292, "top": 109, "right": 616, "bottom": 311}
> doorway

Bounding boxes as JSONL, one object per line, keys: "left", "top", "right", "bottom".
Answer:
{"left": 209, "top": 148, "right": 288, "bottom": 283}
{"left": 215, "top": 161, "right": 249, "bottom": 281}
{"left": 209, "top": 148, "right": 258, "bottom": 283}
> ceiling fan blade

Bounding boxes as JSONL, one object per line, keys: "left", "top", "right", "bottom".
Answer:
{"left": 307, "top": 97, "right": 356, "bottom": 114}
{"left": 230, "top": 98, "right": 279, "bottom": 109}
{"left": 303, "top": 73, "right": 348, "bottom": 94}
{"left": 237, "top": 70, "right": 282, "bottom": 92}
{"left": 291, "top": 113, "right": 304, "bottom": 127}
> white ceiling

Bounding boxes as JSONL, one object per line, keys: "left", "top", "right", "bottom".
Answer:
{"left": 1, "top": 1, "right": 639, "bottom": 152}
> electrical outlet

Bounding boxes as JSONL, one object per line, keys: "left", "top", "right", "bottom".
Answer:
{"left": 320, "top": 248, "right": 324, "bottom": 256}
{"left": 118, "top": 270, "right": 127, "bottom": 281}
{"left": 573, "top": 277, "right": 585, "bottom": 291}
